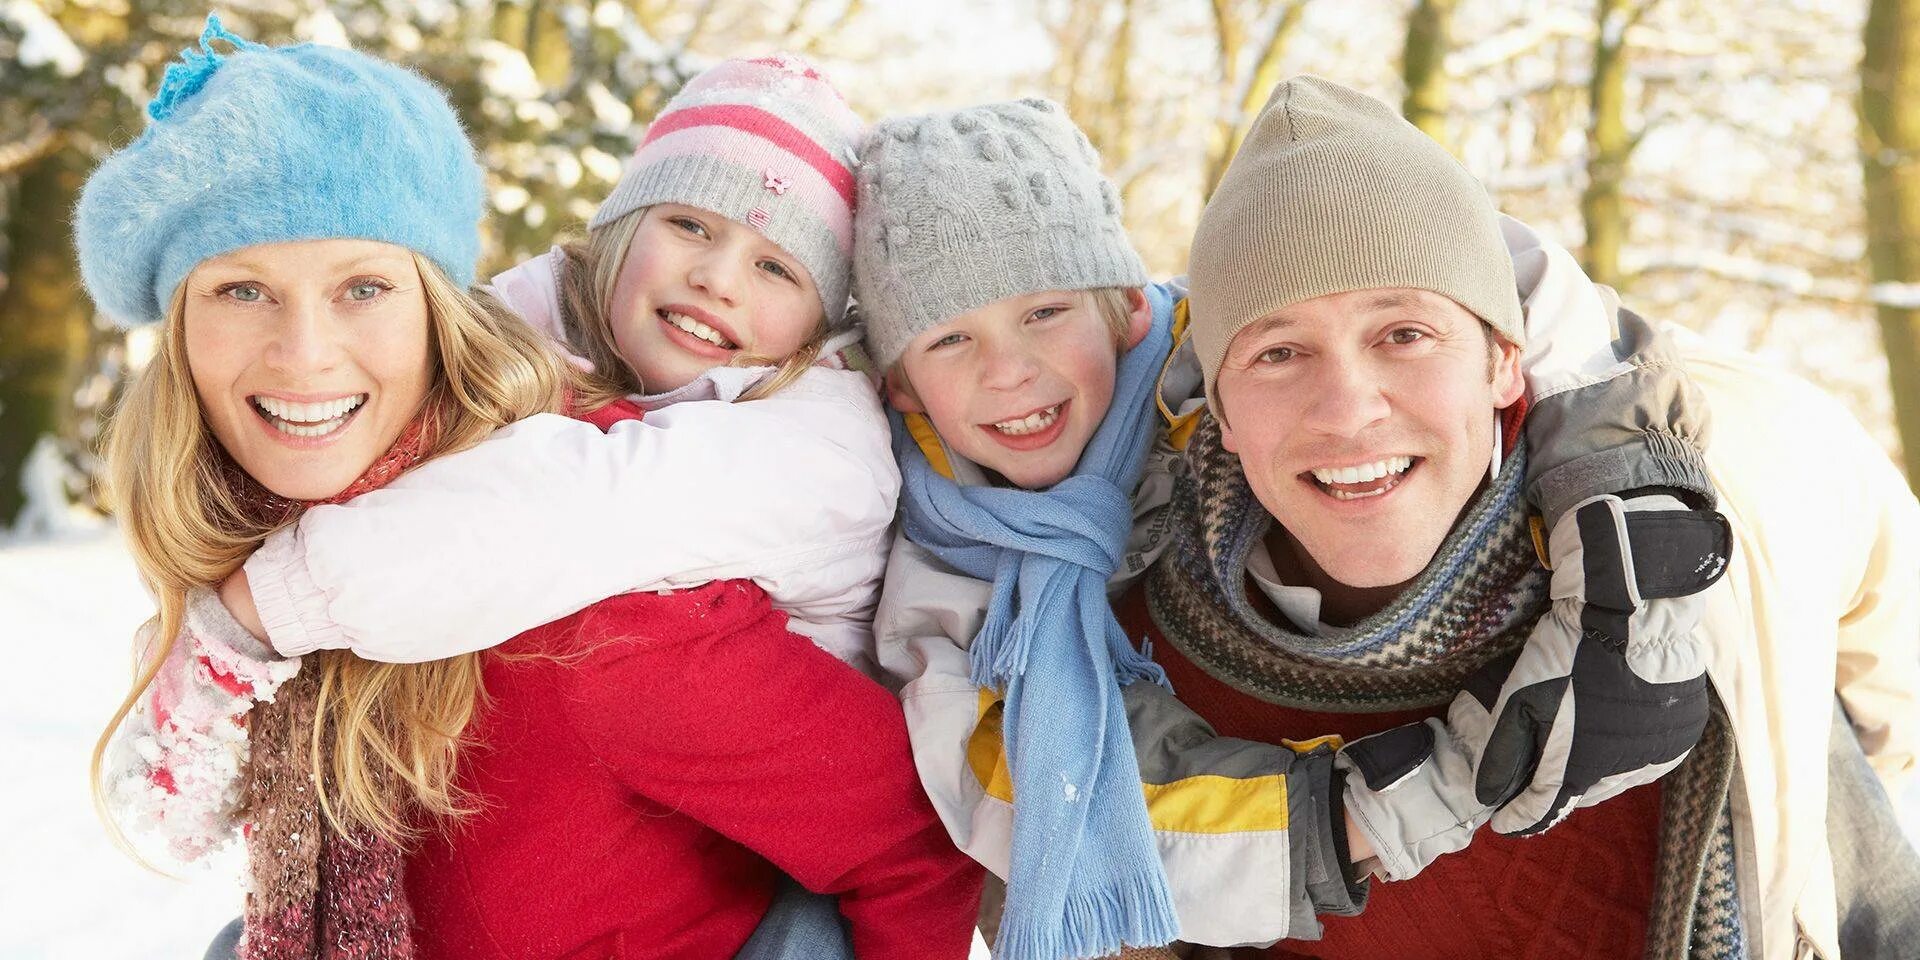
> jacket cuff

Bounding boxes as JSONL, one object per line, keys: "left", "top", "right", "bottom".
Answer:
{"left": 1289, "top": 745, "right": 1369, "bottom": 935}
{"left": 244, "top": 524, "right": 344, "bottom": 657}
{"left": 1527, "top": 430, "right": 1714, "bottom": 525}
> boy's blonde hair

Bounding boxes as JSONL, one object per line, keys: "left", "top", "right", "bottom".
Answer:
{"left": 92, "top": 256, "right": 573, "bottom": 849}
{"left": 556, "top": 208, "right": 830, "bottom": 405}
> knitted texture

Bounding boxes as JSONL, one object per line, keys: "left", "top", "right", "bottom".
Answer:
{"left": 1147, "top": 414, "right": 1548, "bottom": 712}
{"left": 74, "top": 16, "right": 485, "bottom": 328}
{"left": 1186, "top": 76, "right": 1522, "bottom": 412}
{"left": 1147, "top": 421, "right": 1745, "bottom": 958}
{"left": 892, "top": 285, "right": 1178, "bottom": 960}
{"left": 591, "top": 55, "right": 864, "bottom": 325}
{"left": 852, "top": 98, "right": 1149, "bottom": 371}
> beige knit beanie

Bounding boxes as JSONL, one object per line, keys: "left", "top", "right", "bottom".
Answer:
{"left": 1187, "top": 75, "right": 1522, "bottom": 414}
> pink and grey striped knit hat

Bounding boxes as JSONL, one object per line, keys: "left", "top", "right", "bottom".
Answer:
{"left": 591, "top": 54, "right": 864, "bottom": 325}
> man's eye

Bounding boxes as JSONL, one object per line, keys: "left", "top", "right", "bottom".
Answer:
{"left": 669, "top": 216, "right": 708, "bottom": 238}
{"left": 758, "top": 259, "right": 794, "bottom": 282}
{"left": 1387, "top": 328, "right": 1425, "bottom": 345}
{"left": 220, "top": 283, "right": 266, "bottom": 303}
{"left": 1257, "top": 346, "right": 1295, "bottom": 364}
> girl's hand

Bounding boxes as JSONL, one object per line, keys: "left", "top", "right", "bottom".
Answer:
{"left": 218, "top": 567, "right": 267, "bottom": 640}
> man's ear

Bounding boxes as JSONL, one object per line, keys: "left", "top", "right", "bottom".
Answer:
{"left": 1124, "top": 287, "right": 1152, "bottom": 349}
{"left": 884, "top": 368, "right": 925, "bottom": 414}
{"left": 1491, "top": 335, "right": 1526, "bottom": 409}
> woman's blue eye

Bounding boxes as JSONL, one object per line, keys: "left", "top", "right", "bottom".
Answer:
{"left": 224, "top": 283, "right": 264, "bottom": 303}
{"left": 347, "top": 283, "right": 384, "bottom": 301}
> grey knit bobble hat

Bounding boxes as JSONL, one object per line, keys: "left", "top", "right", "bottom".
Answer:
{"left": 1188, "top": 76, "right": 1523, "bottom": 414}
{"left": 853, "top": 98, "right": 1149, "bottom": 371}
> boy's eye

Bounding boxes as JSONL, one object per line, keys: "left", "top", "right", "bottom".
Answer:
{"left": 668, "top": 216, "right": 709, "bottom": 238}
{"left": 758, "top": 259, "right": 795, "bottom": 282}
{"left": 219, "top": 282, "right": 267, "bottom": 303}
{"left": 1386, "top": 328, "right": 1425, "bottom": 345}
{"left": 929, "top": 332, "right": 968, "bottom": 350}
{"left": 1029, "top": 306, "right": 1064, "bottom": 322}
{"left": 1256, "top": 345, "right": 1295, "bottom": 365}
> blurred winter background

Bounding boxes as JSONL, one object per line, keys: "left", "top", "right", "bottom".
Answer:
{"left": 4, "top": 0, "right": 1920, "bottom": 956}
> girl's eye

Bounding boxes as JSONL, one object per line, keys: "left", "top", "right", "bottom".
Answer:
{"left": 345, "top": 280, "right": 391, "bottom": 301}
{"left": 669, "top": 216, "right": 709, "bottom": 238}
{"left": 1029, "top": 306, "right": 1063, "bottom": 322}
{"left": 220, "top": 282, "right": 266, "bottom": 303}
{"left": 1387, "top": 328, "right": 1426, "bottom": 345}
{"left": 929, "top": 332, "right": 968, "bottom": 350}
{"left": 758, "top": 259, "right": 795, "bottom": 282}
{"left": 1256, "top": 346, "right": 1295, "bottom": 365}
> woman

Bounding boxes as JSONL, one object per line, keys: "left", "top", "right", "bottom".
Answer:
{"left": 82, "top": 19, "right": 979, "bottom": 959}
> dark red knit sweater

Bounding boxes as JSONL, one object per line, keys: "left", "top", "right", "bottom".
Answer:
{"left": 1114, "top": 586, "right": 1662, "bottom": 960}
{"left": 403, "top": 401, "right": 983, "bottom": 960}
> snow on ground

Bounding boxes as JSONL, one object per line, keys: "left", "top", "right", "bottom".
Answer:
{"left": 4, "top": 528, "right": 1915, "bottom": 958}
{"left": 2, "top": 528, "right": 245, "bottom": 960}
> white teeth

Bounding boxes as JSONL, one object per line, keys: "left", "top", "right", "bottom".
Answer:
{"left": 992, "top": 403, "right": 1062, "bottom": 436}
{"left": 251, "top": 394, "right": 366, "bottom": 437}
{"left": 1310, "top": 456, "right": 1413, "bottom": 487}
{"left": 663, "top": 311, "right": 735, "bottom": 348}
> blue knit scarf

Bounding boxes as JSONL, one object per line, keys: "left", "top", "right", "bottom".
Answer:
{"left": 894, "top": 284, "right": 1180, "bottom": 960}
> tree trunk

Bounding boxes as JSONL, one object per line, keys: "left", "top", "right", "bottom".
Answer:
{"left": 1862, "top": 0, "right": 1920, "bottom": 484}
{"left": 1204, "top": 0, "right": 1310, "bottom": 198}
{"left": 1401, "top": 0, "right": 1457, "bottom": 153}
{"left": 1581, "top": 0, "right": 1630, "bottom": 290}
{"left": 0, "top": 144, "right": 92, "bottom": 527}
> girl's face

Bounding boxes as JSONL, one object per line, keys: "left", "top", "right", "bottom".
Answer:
{"left": 183, "top": 239, "right": 435, "bottom": 501}
{"left": 606, "top": 204, "right": 823, "bottom": 393}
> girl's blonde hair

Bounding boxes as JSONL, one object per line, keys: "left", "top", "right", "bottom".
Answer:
{"left": 92, "top": 253, "right": 573, "bottom": 846}
{"left": 556, "top": 207, "right": 830, "bottom": 404}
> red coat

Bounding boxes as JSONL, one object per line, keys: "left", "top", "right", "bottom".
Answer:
{"left": 405, "top": 400, "right": 981, "bottom": 959}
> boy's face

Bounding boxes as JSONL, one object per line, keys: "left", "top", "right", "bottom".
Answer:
{"left": 888, "top": 288, "right": 1150, "bottom": 489}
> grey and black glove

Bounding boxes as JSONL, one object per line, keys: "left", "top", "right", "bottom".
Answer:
{"left": 1474, "top": 491, "right": 1732, "bottom": 836}
{"left": 1336, "top": 657, "right": 1511, "bottom": 881}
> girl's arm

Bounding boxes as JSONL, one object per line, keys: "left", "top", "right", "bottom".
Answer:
{"left": 244, "top": 367, "right": 898, "bottom": 663}
{"left": 103, "top": 588, "right": 297, "bottom": 861}
{"left": 562, "top": 583, "right": 984, "bottom": 960}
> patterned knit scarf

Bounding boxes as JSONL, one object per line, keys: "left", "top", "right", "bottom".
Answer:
{"left": 232, "top": 414, "right": 436, "bottom": 960}
{"left": 1147, "top": 416, "right": 1745, "bottom": 958}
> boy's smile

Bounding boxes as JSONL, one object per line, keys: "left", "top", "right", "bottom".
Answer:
{"left": 889, "top": 289, "right": 1149, "bottom": 490}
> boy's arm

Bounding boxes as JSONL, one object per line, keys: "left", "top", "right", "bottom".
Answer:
{"left": 244, "top": 370, "right": 898, "bottom": 663}
{"left": 1476, "top": 215, "right": 1732, "bottom": 836}
{"left": 877, "top": 535, "right": 1365, "bottom": 948}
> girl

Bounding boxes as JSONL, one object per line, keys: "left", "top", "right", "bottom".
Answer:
{"left": 86, "top": 20, "right": 979, "bottom": 960}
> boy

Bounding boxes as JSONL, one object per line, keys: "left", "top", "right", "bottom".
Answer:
{"left": 852, "top": 97, "right": 1721, "bottom": 957}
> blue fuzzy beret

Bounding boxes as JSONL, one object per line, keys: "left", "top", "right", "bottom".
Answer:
{"left": 74, "top": 17, "right": 486, "bottom": 327}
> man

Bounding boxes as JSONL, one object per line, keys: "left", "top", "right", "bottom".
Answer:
{"left": 1122, "top": 76, "right": 1919, "bottom": 959}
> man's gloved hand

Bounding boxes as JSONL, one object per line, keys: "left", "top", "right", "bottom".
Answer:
{"left": 1474, "top": 492, "right": 1733, "bottom": 836}
{"left": 1336, "top": 655, "right": 1513, "bottom": 881}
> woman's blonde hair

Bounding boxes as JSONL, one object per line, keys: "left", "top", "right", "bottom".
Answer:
{"left": 557, "top": 207, "right": 831, "bottom": 404}
{"left": 91, "top": 253, "right": 573, "bottom": 847}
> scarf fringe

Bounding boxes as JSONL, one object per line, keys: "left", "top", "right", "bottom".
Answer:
{"left": 994, "top": 871, "right": 1182, "bottom": 960}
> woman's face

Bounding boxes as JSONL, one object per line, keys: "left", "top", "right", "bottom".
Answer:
{"left": 605, "top": 204, "right": 823, "bottom": 393}
{"left": 183, "top": 239, "right": 435, "bottom": 501}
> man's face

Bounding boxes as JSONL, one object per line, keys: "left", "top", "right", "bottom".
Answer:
{"left": 1215, "top": 288, "right": 1524, "bottom": 588}
{"left": 888, "top": 288, "right": 1149, "bottom": 489}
